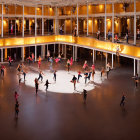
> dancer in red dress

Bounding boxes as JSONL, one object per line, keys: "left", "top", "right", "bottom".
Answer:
{"left": 32, "top": 53, "right": 35, "bottom": 63}
{"left": 91, "top": 64, "right": 95, "bottom": 71}
{"left": 8, "top": 56, "right": 12, "bottom": 66}
{"left": 38, "top": 56, "right": 42, "bottom": 69}
{"left": 55, "top": 58, "right": 60, "bottom": 63}
{"left": 70, "top": 57, "right": 73, "bottom": 66}
{"left": 1, "top": 64, "right": 6, "bottom": 77}
{"left": 14, "top": 91, "right": 19, "bottom": 101}
{"left": 91, "top": 64, "right": 95, "bottom": 81}
{"left": 83, "top": 60, "right": 88, "bottom": 71}
{"left": 27, "top": 56, "right": 32, "bottom": 65}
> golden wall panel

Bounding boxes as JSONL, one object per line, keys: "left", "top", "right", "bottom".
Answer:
{"left": 4, "top": 38, "right": 24, "bottom": 46}
{"left": 106, "top": 4, "right": 112, "bottom": 13}
{"left": 49, "top": 7, "right": 55, "bottom": 16}
{"left": 56, "top": 35, "right": 75, "bottom": 43}
{"left": 65, "top": 7, "right": 71, "bottom": 15}
{"left": 136, "top": 2, "right": 140, "bottom": 12}
{"left": 8, "top": 5, "right": 15, "bottom": 15}
{"left": 24, "top": 37, "right": 35, "bottom": 45}
{"left": 37, "top": 7, "right": 42, "bottom": 15}
{"left": 0, "top": 39, "right": 4, "bottom": 47}
{"left": 16, "top": 5, "right": 23, "bottom": 15}
{"left": 35, "top": 36, "right": 55, "bottom": 44}
{"left": 79, "top": 6, "right": 87, "bottom": 15}
{"left": 44, "top": 6, "right": 49, "bottom": 16}
{"left": 24, "top": 6, "right": 35, "bottom": 15}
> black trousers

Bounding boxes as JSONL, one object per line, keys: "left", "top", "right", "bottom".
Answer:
{"left": 54, "top": 74, "right": 56, "bottom": 81}
{"left": 78, "top": 75, "right": 82, "bottom": 81}
{"left": 38, "top": 75, "right": 43, "bottom": 81}
{"left": 1, "top": 69, "right": 4, "bottom": 76}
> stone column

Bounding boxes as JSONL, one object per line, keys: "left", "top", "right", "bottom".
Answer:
{"left": 106, "top": 52, "right": 108, "bottom": 69}
{"left": 35, "top": 45, "right": 37, "bottom": 61}
{"left": 22, "top": 5, "right": 24, "bottom": 37}
{"left": 41, "top": 45, "right": 45, "bottom": 59}
{"left": 87, "top": 3, "right": 89, "bottom": 36}
{"left": 42, "top": 5, "right": 44, "bottom": 36}
{"left": 137, "top": 60, "right": 140, "bottom": 76}
{"left": 64, "top": 44, "right": 67, "bottom": 59}
{"left": 1, "top": 48, "right": 3, "bottom": 62}
{"left": 134, "top": 59, "right": 136, "bottom": 76}
{"left": 21, "top": 47, "right": 24, "bottom": 62}
{"left": 75, "top": 46, "right": 77, "bottom": 61}
{"left": 55, "top": 6, "right": 59, "bottom": 35}
{"left": 134, "top": 0, "right": 136, "bottom": 45}
{"left": 35, "top": 6, "right": 37, "bottom": 36}
{"left": 112, "top": 3, "right": 114, "bottom": 43}
{"left": 105, "top": 0, "right": 107, "bottom": 40}
{"left": 112, "top": 53, "right": 114, "bottom": 68}
{"left": 73, "top": 46, "right": 75, "bottom": 61}
{"left": 77, "top": 4, "right": 79, "bottom": 36}
{"left": 1, "top": 4, "right": 3, "bottom": 38}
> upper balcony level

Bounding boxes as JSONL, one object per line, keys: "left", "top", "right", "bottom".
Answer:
{"left": 0, "top": 1, "right": 140, "bottom": 17}
{"left": 0, "top": 1, "right": 140, "bottom": 47}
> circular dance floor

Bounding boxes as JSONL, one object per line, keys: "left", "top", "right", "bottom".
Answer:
{"left": 23, "top": 70, "right": 105, "bottom": 94}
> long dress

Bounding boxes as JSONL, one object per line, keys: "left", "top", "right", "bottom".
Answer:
{"left": 70, "top": 57, "right": 73, "bottom": 66}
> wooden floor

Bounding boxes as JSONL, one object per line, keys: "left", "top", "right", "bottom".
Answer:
{"left": 0, "top": 60, "right": 140, "bottom": 140}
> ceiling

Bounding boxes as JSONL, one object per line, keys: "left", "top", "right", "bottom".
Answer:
{"left": 0, "top": 0, "right": 135, "bottom": 7}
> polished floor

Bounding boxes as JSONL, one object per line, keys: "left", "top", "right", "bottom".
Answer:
{"left": 0, "top": 60, "right": 140, "bottom": 140}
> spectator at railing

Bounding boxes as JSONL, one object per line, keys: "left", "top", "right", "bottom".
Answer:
{"left": 137, "top": 29, "right": 140, "bottom": 39}
{"left": 97, "top": 30, "right": 100, "bottom": 40}
{"left": 108, "top": 30, "right": 112, "bottom": 40}
{"left": 125, "top": 33, "right": 129, "bottom": 44}
{"left": 74, "top": 26, "right": 77, "bottom": 37}
{"left": 59, "top": 26, "right": 63, "bottom": 35}
{"left": 114, "top": 34, "right": 119, "bottom": 42}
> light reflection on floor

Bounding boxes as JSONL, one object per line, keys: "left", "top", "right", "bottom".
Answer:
{"left": 23, "top": 70, "right": 106, "bottom": 94}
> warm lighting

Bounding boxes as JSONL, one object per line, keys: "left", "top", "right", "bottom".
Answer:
{"left": 49, "top": 7, "right": 52, "bottom": 11}
{"left": 95, "top": 19, "right": 97, "bottom": 24}
{"left": 3, "top": 20, "right": 6, "bottom": 25}
{"left": 88, "top": 5, "right": 91, "bottom": 10}
{"left": 115, "top": 20, "right": 118, "bottom": 25}
{"left": 16, "top": 20, "right": 19, "bottom": 24}
{"left": 88, "top": 20, "right": 92, "bottom": 24}
{"left": 127, "top": 19, "right": 130, "bottom": 24}
{"left": 99, "top": 4, "right": 103, "bottom": 11}
{"left": 107, "top": 19, "right": 111, "bottom": 28}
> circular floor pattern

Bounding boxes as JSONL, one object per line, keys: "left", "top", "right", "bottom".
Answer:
{"left": 23, "top": 70, "right": 106, "bottom": 94}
